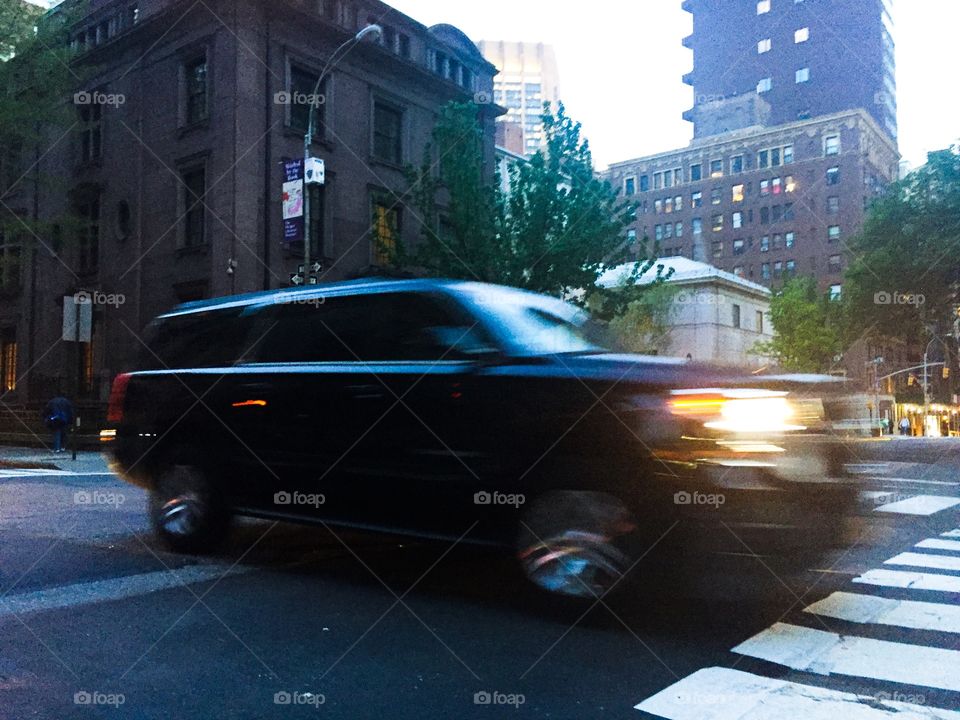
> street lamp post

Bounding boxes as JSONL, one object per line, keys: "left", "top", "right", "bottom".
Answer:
{"left": 301, "top": 24, "right": 381, "bottom": 283}
{"left": 923, "top": 334, "right": 952, "bottom": 436}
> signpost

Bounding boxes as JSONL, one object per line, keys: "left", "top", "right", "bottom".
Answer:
{"left": 282, "top": 159, "right": 304, "bottom": 246}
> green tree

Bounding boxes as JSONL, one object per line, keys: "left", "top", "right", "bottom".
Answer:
{"left": 399, "top": 101, "right": 643, "bottom": 297}
{"left": 753, "top": 276, "right": 844, "bottom": 372}
{"left": 1, "top": 1, "right": 82, "bottom": 235}
{"left": 843, "top": 147, "right": 960, "bottom": 346}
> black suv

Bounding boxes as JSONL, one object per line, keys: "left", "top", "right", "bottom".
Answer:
{"left": 104, "top": 279, "right": 856, "bottom": 597}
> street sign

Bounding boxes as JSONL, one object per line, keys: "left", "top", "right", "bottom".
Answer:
{"left": 304, "top": 157, "right": 325, "bottom": 186}
{"left": 62, "top": 295, "right": 92, "bottom": 342}
{"left": 308, "top": 275, "right": 318, "bottom": 285}
{"left": 290, "top": 274, "right": 304, "bottom": 286}
{"left": 297, "top": 264, "right": 305, "bottom": 274}
{"left": 310, "top": 261, "right": 322, "bottom": 273}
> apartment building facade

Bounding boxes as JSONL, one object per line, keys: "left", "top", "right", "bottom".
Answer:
{"left": 0, "top": 0, "right": 498, "bottom": 404}
{"left": 606, "top": 109, "right": 899, "bottom": 292}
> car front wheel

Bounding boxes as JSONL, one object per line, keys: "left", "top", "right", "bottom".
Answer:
{"left": 149, "top": 464, "right": 230, "bottom": 554}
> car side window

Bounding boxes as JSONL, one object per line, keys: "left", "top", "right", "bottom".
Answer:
{"left": 251, "top": 292, "right": 491, "bottom": 364}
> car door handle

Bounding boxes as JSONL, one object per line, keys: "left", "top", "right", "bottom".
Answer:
{"left": 347, "top": 384, "right": 385, "bottom": 400}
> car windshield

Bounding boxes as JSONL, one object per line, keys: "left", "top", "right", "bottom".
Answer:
{"left": 459, "top": 285, "right": 603, "bottom": 356}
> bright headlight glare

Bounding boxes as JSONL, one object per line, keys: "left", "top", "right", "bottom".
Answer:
{"left": 670, "top": 389, "right": 807, "bottom": 433}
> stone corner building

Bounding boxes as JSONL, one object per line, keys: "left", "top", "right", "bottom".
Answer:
{"left": 0, "top": 0, "right": 499, "bottom": 410}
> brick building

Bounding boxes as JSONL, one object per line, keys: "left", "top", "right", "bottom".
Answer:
{"left": 607, "top": 109, "right": 899, "bottom": 293}
{"left": 682, "top": 0, "right": 897, "bottom": 143}
{"left": 0, "top": 0, "right": 499, "bottom": 406}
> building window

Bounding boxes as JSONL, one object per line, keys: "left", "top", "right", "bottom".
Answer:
{"left": 758, "top": 38, "right": 772, "bottom": 54}
{"left": 757, "top": 77, "right": 772, "bottom": 94}
{"left": 655, "top": 199, "right": 662, "bottom": 214}
{"left": 786, "top": 259, "right": 796, "bottom": 276}
{"left": 733, "top": 239, "right": 745, "bottom": 255}
{"left": 760, "top": 236, "right": 770, "bottom": 253}
{"left": 774, "top": 261, "right": 783, "bottom": 278}
{"left": 289, "top": 65, "right": 325, "bottom": 134}
{"left": 627, "top": 229, "right": 637, "bottom": 245}
{"left": 76, "top": 196, "right": 100, "bottom": 272}
{"left": 78, "top": 103, "right": 102, "bottom": 164}
{"left": 732, "top": 185, "right": 744, "bottom": 203}
{"left": 624, "top": 177, "right": 636, "bottom": 195}
{"left": 372, "top": 198, "right": 400, "bottom": 265}
{"left": 655, "top": 224, "right": 663, "bottom": 241}
{"left": 0, "top": 242, "right": 22, "bottom": 292}
{"left": 710, "top": 159, "right": 723, "bottom": 178}
{"left": 785, "top": 231, "right": 795, "bottom": 248}
{"left": 733, "top": 266, "right": 744, "bottom": 277}
{"left": 372, "top": 101, "right": 403, "bottom": 165}
{"left": 182, "top": 167, "right": 206, "bottom": 248}
{"left": 733, "top": 211, "right": 743, "bottom": 229}
{"left": 827, "top": 196, "right": 840, "bottom": 214}
{"left": 711, "top": 188, "right": 722, "bottom": 205}
{"left": 824, "top": 134, "right": 841, "bottom": 156}
{"left": 758, "top": 150, "right": 769, "bottom": 169}
{"left": 785, "top": 175, "right": 796, "bottom": 193}
{"left": 665, "top": 197, "right": 674, "bottom": 214}
{"left": 783, "top": 145, "right": 794, "bottom": 163}
{"left": 761, "top": 263, "right": 771, "bottom": 280}
{"left": 828, "top": 225, "right": 841, "bottom": 242}
{"left": 756, "top": 310, "right": 764, "bottom": 334}
{"left": 760, "top": 179, "right": 770, "bottom": 196}
{"left": 639, "top": 175, "right": 649, "bottom": 192}
{"left": 829, "top": 284, "right": 842, "bottom": 300}
{"left": 757, "top": 0, "right": 771, "bottom": 14}
{"left": 691, "top": 191, "right": 703, "bottom": 208}
{"left": 784, "top": 202, "right": 795, "bottom": 220}
{"left": 826, "top": 166, "right": 840, "bottom": 185}
{"left": 0, "top": 329, "right": 15, "bottom": 392}
{"left": 760, "top": 207, "right": 770, "bottom": 224}
{"left": 772, "top": 205, "right": 783, "bottom": 223}
{"left": 675, "top": 195, "right": 683, "bottom": 211}
{"left": 795, "top": 68, "right": 810, "bottom": 83}
{"left": 731, "top": 155, "right": 744, "bottom": 174}
{"left": 692, "top": 218, "right": 703, "bottom": 236}
{"left": 712, "top": 213, "right": 723, "bottom": 232}
{"left": 675, "top": 221, "right": 683, "bottom": 238}
{"left": 184, "top": 55, "right": 209, "bottom": 125}
{"left": 663, "top": 171, "right": 674, "bottom": 189}
{"left": 690, "top": 164, "right": 702, "bottom": 182}
{"left": 828, "top": 254, "right": 842, "bottom": 273}
{"left": 713, "top": 241, "right": 723, "bottom": 258}
{"left": 772, "top": 177, "right": 782, "bottom": 195}
{"left": 653, "top": 172, "right": 663, "bottom": 190}
{"left": 795, "top": 27, "right": 809, "bottom": 43}
{"left": 673, "top": 168, "right": 683, "bottom": 186}
{"left": 732, "top": 304, "right": 741, "bottom": 328}
{"left": 664, "top": 222, "right": 674, "bottom": 239}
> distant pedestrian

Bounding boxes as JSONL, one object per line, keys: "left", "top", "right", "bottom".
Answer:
{"left": 899, "top": 417, "right": 911, "bottom": 436}
{"left": 42, "top": 395, "right": 74, "bottom": 453}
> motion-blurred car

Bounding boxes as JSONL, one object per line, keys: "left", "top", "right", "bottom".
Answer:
{"left": 103, "top": 278, "right": 857, "bottom": 597}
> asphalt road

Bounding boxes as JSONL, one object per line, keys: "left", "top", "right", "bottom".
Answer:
{"left": 1, "top": 440, "right": 959, "bottom": 719}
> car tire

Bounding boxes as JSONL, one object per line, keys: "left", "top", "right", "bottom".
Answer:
{"left": 149, "top": 464, "right": 230, "bottom": 554}
{"left": 516, "top": 491, "right": 637, "bottom": 600}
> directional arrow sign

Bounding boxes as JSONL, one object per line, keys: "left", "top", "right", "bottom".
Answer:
{"left": 308, "top": 275, "right": 319, "bottom": 285}
{"left": 290, "top": 274, "right": 304, "bottom": 286}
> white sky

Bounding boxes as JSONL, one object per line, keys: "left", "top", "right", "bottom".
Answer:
{"left": 390, "top": 0, "right": 959, "bottom": 170}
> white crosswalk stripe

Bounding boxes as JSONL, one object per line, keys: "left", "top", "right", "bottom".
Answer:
{"left": 943, "top": 529, "right": 960, "bottom": 539}
{"left": 917, "top": 538, "right": 960, "bottom": 552}
{"left": 854, "top": 568, "right": 960, "bottom": 593}
{"left": 635, "top": 667, "right": 960, "bottom": 720}
{"left": 805, "top": 591, "right": 960, "bottom": 634}
{"left": 885, "top": 552, "right": 960, "bottom": 572}
{"left": 732, "top": 622, "right": 960, "bottom": 692}
{"left": 874, "top": 495, "right": 960, "bottom": 515}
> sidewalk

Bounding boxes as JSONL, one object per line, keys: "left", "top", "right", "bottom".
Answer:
{"left": 0, "top": 446, "right": 110, "bottom": 473}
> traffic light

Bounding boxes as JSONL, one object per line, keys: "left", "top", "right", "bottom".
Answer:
{"left": 944, "top": 367, "right": 951, "bottom": 380}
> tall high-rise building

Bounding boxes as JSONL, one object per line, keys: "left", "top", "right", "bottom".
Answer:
{"left": 681, "top": 0, "right": 897, "bottom": 143}
{"left": 476, "top": 41, "right": 560, "bottom": 155}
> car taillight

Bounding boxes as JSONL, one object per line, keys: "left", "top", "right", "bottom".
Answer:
{"left": 107, "top": 373, "right": 132, "bottom": 423}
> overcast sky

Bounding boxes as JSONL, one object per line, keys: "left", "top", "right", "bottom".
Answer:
{"left": 390, "top": 0, "right": 959, "bottom": 171}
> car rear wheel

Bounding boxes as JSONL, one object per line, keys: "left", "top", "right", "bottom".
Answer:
{"left": 516, "top": 491, "right": 637, "bottom": 599}
{"left": 149, "top": 464, "right": 230, "bottom": 554}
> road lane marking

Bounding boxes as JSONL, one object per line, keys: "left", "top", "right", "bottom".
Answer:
{"left": 732, "top": 623, "right": 960, "bottom": 692}
{"left": 634, "top": 667, "right": 960, "bottom": 719}
{"left": 870, "top": 477, "right": 960, "bottom": 487}
{"left": 0, "top": 470, "right": 112, "bottom": 478}
{"left": 874, "top": 495, "right": 960, "bottom": 515}
{"left": 917, "top": 538, "right": 960, "bottom": 553}
{"left": 805, "top": 591, "right": 960, "bottom": 634}
{"left": 0, "top": 564, "right": 252, "bottom": 620}
{"left": 885, "top": 552, "right": 960, "bottom": 572}
{"left": 854, "top": 568, "right": 960, "bottom": 593}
